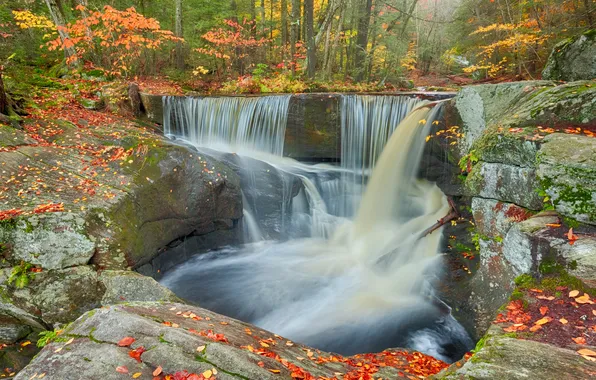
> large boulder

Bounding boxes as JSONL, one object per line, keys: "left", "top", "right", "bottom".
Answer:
{"left": 543, "top": 30, "right": 596, "bottom": 81}
{"left": 0, "top": 121, "right": 243, "bottom": 271}
{"left": 1, "top": 266, "right": 180, "bottom": 326}
{"left": 537, "top": 133, "right": 596, "bottom": 225}
{"left": 15, "top": 302, "right": 448, "bottom": 380}
{"left": 434, "top": 326, "right": 596, "bottom": 379}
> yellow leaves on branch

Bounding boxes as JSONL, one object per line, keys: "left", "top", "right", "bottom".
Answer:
{"left": 12, "top": 10, "right": 55, "bottom": 30}
{"left": 400, "top": 41, "right": 417, "bottom": 72}
{"left": 465, "top": 20, "right": 549, "bottom": 77}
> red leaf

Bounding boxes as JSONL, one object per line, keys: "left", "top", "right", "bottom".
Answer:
{"left": 129, "top": 346, "right": 146, "bottom": 362}
{"left": 118, "top": 336, "right": 135, "bottom": 347}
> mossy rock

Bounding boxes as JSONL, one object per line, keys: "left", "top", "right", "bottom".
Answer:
{"left": 537, "top": 134, "right": 596, "bottom": 225}
{"left": 543, "top": 30, "right": 596, "bottom": 81}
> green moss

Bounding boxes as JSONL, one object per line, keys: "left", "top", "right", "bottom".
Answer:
{"left": 514, "top": 274, "right": 536, "bottom": 288}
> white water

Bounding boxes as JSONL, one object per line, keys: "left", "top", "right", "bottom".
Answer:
{"left": 163, "top": 95, "right": 290, "bottom": 155}
{"left": 160, "top": 96, "right": 473, "bottom": 361}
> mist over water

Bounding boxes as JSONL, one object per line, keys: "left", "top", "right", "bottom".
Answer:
{"left": 161, "top": 95, "right": 473, "bottom": 362}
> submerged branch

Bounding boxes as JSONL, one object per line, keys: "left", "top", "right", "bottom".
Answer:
{"left": 420, "top": 197, "right": 459, "bottom": 238}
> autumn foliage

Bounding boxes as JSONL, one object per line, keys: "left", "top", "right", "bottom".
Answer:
{"left": 196, "top": 19, "right": 268, "bottom": 76}
{"left": 44, "top": 5, "right": 181, "bottom": 76}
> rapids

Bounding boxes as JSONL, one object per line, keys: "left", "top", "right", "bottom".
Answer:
{"left": 160, "top": 95, "right": 473, "bottom": 362}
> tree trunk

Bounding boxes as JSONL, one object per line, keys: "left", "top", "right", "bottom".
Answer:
{"left": 290, "top": 0, "right": 300, "bottom": 75}
{"left": 326, "top": 2, "right": 345, "bottom": 77}
{"left": 0, "top": 71, "right": 8, "bottom": 116}
{"left": 584, "top": 0, "right": 594, "bottom": 28}
{"left": 399, "top": 0, "right": 418, "bottom": 38}
{"left": 305, "top": 0, "right": 316, "bottom": 79}
{"left": 281, "top": 0, "right": 288, "bottom": 61}
{"left": 354, "top": 0, "right": 372, "bottom": 81}
{"left": 175, "top": 0, "right": 184, "bottom": 70}
{"left": 250, "top": 0, "right": 257, "bottom": 37}
{"left": 260, "top": 0, "right": 266, "bottom": 35}
{"left": 44, "top": 0, "right": 77, "bottom": 64}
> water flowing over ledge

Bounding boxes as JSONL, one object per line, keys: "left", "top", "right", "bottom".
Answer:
{"left": 160, "top": 96, "right": 473, "bottom": 361}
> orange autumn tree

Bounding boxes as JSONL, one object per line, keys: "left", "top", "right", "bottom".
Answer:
{"left": 196, "top": 19, "right": 269, "bottom": 77}
{"left": 46, "top": 5, "right": 182, "bottom": 77}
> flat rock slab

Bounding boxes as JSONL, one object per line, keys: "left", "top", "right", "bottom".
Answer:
{"left": 15, "top": 302, "right": 448, "bottom": 380}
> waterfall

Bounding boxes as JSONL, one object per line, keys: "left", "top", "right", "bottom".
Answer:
{"left": 163, "top": 95, "right": 291, "bottom": 156}
{"left": 338, "top": 95, "right": 423, "bottom": 216}
{"left": 161, "top": 100, "right": 473, "bottom": 361}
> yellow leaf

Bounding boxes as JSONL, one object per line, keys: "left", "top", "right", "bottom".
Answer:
{"left": 268, "top": 369, "right": 281, "bottom": 374}
{"left": 202, "top": 369, "right": 213, "bottom": 379}
{"left": 132, "top": 373, "right": 142, "bottom": 379}
{"left": 559, "top": 318, "right": 568, "bottom": 324}
{"left": 577, "top": 348, "right": 596, "bottom": 357}
{"left": 535, "top": 317, "right": 551, "bottom": 325}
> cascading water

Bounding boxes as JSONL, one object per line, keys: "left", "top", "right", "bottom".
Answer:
{"left": 163, "top": 95, "right": 291, "bottom": 155}
{"left": 160, "top": 95, "right": 473, "bottom": 362}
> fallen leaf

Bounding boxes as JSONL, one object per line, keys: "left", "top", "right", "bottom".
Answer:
{"left": 196, "top": 345, "right": 206, "bottom": 352}
{"left": 153, "top": 366, "right": 162, "bottom": 376}
{"left": 569, "top": 290, "right": 580, "bottom": 298}
{"left": 65, "top": 338, "right": 74, "bottom": 345}
{"left": 539, "top": 306, "right": 549, "bottom": 316}
{"left": 535, "top": 317, "right": 552, "bottom": 325}
{"left": 568, "top": 228, "right": 578, "bottom": 245}
{"left": 129, "top": 346, "right": 146, "bottom": 362}
{"left": 529, "top": 324, "right": 542, "bottom": 332}
{"left": 118, "top": 336, "right": 135, "bottom": 347}
{"left": 268, "top": 369, "right": 281, "bottom": 374}
{"left": 536, "top": 295, "right": 555, "bottom": 301}
{"left": 577, "top": 348, "right": 596, "bottom": 357}
{"left": 573, "top": 336, "right": 587, "bottom": 345}
{"left": 559, "top": 318, "right": 568, "bottom": 324}
{"left": 202, "top": 369, "right": 213, "bottom": 379}
{"left": 576, "top": 294, "right": 591, "bottom": 304}
{"left": 115, "top": 366, "right": 128, "bottom": 374}
{"left": 132, "top": 373, "right": 142, "bottom": 379}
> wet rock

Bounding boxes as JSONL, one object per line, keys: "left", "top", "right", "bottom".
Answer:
{"left": 139, "top": 93, "right": 163, "bottom": 123}
{"left": 4, "top": 213, "right": 94, "bottom": 270}
{"left": 501, "top": 214, "right": 562, "bottom": 275}
{"left": 543, "top": 30, "right": 596, "bottom": 81}
{"left": 434, "top": 326, "right": 596, "bottom": 379}
{"left": 465, "top": 163, "right": 542, "bottom": 210}
{"left": 79, "top": 98, "right": 104, "bottom": 111}
{"left": 0, "top": 301, "right": 46, "bottom": 344}
{"left": 15, "top": 302, "right": 438, "bottom": 380}
{"left": 285, "top": 94, "right": 341, "bottom": 161}
{"left": 99, "top": 270, "right": 181, "bottom": 305}
{"left": 555, "top": 237, "right": 596, "bottom": 288}
{"left": 537, "top": 133, "right": 596, "bottom": 225}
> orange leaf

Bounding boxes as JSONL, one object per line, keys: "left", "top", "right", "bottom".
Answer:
{"left": 573, "top": 337, "right": 587, "bottom": 345}
{"left": 153, "top": 366, "right": 162, "bottom": 376}
{"left": 529, "top": 324, "right": 542, "bottom": 332}
{"left": 535, "top": 317, "right": 552, "bottom": 325}
{"left": 576, "top": 294, "right": 591, "bottom": 304}
{"left": 117, "top": 336, "right": 135, "bottom": 347}
{"left": 539, "top": 306, "right": 549, "bottom": 316}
